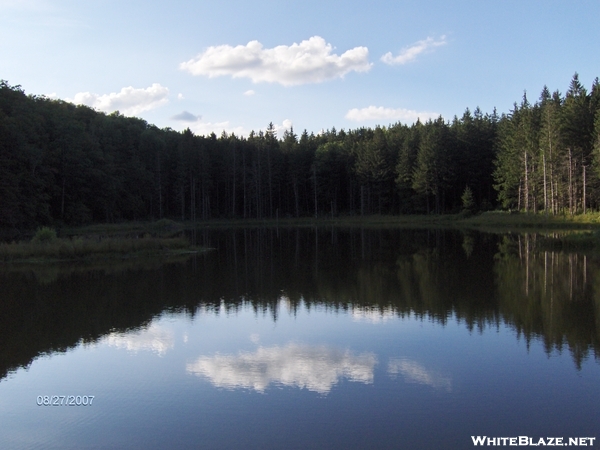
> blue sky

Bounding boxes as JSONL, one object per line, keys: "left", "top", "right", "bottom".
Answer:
{"left": 2, "top": 0, "right": 599, "bottom": 137}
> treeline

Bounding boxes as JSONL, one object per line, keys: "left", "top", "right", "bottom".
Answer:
{"left": 1, "top": 74, "right": 599, "bottom": 228}
{"left": 495, "top": 74, "right": 600, "bottom": 213}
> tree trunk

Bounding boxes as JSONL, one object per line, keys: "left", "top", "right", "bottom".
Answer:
{"left": 524, "top": 150, "right": 529, "bottom": 212}
{"left": 568, "top": 149, "right": 573, "bottom": 215}
{"left": 543, "top": 152, "right": 548, "bottom": 214}
{"left": 313, "top": 165, "right": 318, "bottom": 218}
{"left": 361, "top": 185, "right": 364, "bottom": 216}
{"left": 267, "top": 147, "right": 272, "bottom": 218}
{"left": 232, "top": 144, "right": 236, "bottom": 217}
{"left": 181, "top": 185, "right": 185, "bottom": 221}
{"left": 583, "top": 165, "right": 586, "bottom": 214}
{"left": 61, "top": 177, "right": 66, "bottom": 220}
{"left": 293, "top": 182, "right": 299, "bottom": 218}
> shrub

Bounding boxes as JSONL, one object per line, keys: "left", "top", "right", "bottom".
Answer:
{"left": 31, "top": 227, "right": 57, "bottom": 244}
{"left": 461, "top": 186, "right": 475, "bottom": 214}
{"left": 152, "top": 218, "right": 178, "bottom": 231}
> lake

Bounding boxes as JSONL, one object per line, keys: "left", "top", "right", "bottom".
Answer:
{"left": 0, "top": 227, "right": 598, "bottom": 449}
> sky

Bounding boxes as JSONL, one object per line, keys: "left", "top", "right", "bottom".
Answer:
{"left": 1, "top": 0, "right": 599, "bottom": 137}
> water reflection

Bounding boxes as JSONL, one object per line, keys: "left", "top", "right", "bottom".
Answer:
{"left": 2, "top": 228, "right": 599, "bottom": 450}
{"left": 388, "top": 358, "right": 452, "bottom": 392}
{"left": 103, "top": 324, "right": 175, "bottom": 356}
{"left": 352, "top": 307, "right": 396, "bottom": 323}
{"left": 495, "top": 234, "right": 599, "bottom": 367}
{"left": 0, "top": 227, "right": 599, "bottom": 383}
{"left": 186, "top": 344, "right": 377, "bottom": 394}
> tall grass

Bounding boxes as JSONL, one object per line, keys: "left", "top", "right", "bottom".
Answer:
{"left": 0, "top": 235, "right": 191, "bottom": 263}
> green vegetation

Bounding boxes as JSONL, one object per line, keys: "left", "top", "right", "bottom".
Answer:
{"left": 59, "top": 218, "right": 183, "bottom": 238}
{"left": 460, "top": 210, "right": 600, "bottom": 232}
{"left": 0, "top": 234, "right": 195, "bottom": 263}
{"left": 2, "top": 74, "right": 599, "bottom": 233}
{"left": 159, "top": 211, "right": 600, "bottom": 230}
{"left": 461, "top": 186, "right": 475, "bottom": 215}
{"left": 494, "top": 75, "right": 600, "bottom": 215}
{"left": 31, "top": 226, "right": 57, "bottom": 244}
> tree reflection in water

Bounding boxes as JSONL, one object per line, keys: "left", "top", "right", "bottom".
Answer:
{"left": 0, "top": 227, "right": 598, "bottom": 382}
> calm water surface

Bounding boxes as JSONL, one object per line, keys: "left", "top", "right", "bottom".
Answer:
{"left": 0, "top": 228, "right": 598, "bottom": 449}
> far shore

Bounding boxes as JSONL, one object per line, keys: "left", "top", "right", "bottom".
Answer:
{"left": 58, "top": 211, "right": 600, "bottom": 233}
{"left": 3, "top": 212, "right": 600, "bottom": 264}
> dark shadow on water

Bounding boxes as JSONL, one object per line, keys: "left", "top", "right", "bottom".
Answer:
{"left": 1, "top": 227, "right": 599, "bottom": 381}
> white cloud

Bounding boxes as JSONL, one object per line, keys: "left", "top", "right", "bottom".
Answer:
{"left": 272, "top": 119, "right": 293, "bottom": 137}
{"left": 187, "top": 343, "right": 377, "bottom": 394}
{"left": 185, "top": 119, "right": 292, "bottom": 138}
{"left": 243, "top": 90, "right": 255, "bottom": 96}
{"left": 177, "top": 93, "right": 184, "bottom": 100}
{"left": 180, "top": 36, "right": 372, "bottom": 86}
{"left": 103, "top": 324, "right": 174, "bottom": 357}
{"left": 388, "top": 358, "right": 452, "bottom": 391}
{"left": 345, "top": 106, "right": 439, "bottom": 124}
{"left": 68, "top": 83, "right": 169, "bottom": 116}
{"left": 188, "top": 120, "right": 248, "bottom": 137}
{"left": 381, "top": 35, "right": 447, "bottom": 65}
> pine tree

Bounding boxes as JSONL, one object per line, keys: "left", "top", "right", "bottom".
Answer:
{"left": 538, "top": 88, "right": 562, "bottom": 213}
{"left": 562, "top": 73, "right": 594, "bottom": 213}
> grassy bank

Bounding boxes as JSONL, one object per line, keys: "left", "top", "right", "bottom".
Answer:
{"left": 179, "top": 214, "right": 460, "bottom": 228}
{"left": 0, "top": 234, "right": 198, "bottom": 264}
{"left": 59, "top": 218, "right": 183, "bottom": 237}
{"left": 459, "top": 211, "right": 600, "bottom": 232}
{"left": 173, "top": 211, "right": 600, "bottom": 231}
{"left": 6, "top": 211, "right": 600, "bottom": 259}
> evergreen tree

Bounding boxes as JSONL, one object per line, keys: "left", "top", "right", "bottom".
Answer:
{"left": 413, "top": 117, "right": 456, "bottom": 214}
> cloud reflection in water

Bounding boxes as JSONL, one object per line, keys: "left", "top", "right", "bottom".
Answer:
{"left": 351, "top": 307, "right": 397, "bottom": 323}
{"left": 388, "top": 358, "right": 452, "bottom": 391}
{"left": 187, "top": 344, "right": 377, "bottom": 394}
{"left": 104, "top": 324, "right": 175, "bottom": 356}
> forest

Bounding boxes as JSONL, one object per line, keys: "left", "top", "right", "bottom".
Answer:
{"left": 1, "top": 74, "right": 599, "bottom": 229}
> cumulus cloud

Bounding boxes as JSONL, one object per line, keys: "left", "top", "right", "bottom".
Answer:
{"left": 388, "top": 358, "right": 452, "bottom": 391}
{"left": 381, "top": 35, "right": 447, "bottom": 65}
{"left": 177, "top": 93, "right": 184, "bottom": 100}
{"left": 68, "top": 83, "right": 169, "bottom": 116}
{"left": 243, "top": 90, "right": 255, "bottom": 96}
{"left": 273, "top": 119, "right": 293, "bottom": 137}
{"left": 103, "top": 324, "right": 174, "bottom": 357}
{"left": 180, "top": 36, "right": 372, "bottom": 86}
{"left": 171, "top": 111, "right": 202, "bottom": 122}
{"left": 187, "top": 343, "right": 377, "bottom": 394}
{"left": 345, "top": 106, "right": 439, "bottom": 124}
{"left": 188, "top": 120, "right": 248, "bottom": 137}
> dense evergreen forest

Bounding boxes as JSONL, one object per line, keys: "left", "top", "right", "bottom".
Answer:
{"left": 1, "top": 74, "right": 599, "bottom": 229}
